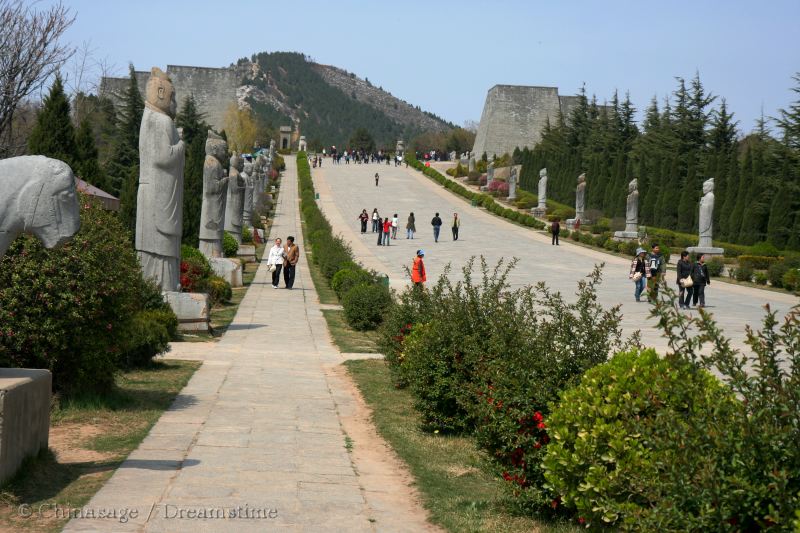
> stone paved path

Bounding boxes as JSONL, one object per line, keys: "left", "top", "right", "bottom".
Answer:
{"left": 64, "top": 157, "right": 435, "bottom": 533}
{"left": 314, "top": 160, "right": 799, "bottom": 352}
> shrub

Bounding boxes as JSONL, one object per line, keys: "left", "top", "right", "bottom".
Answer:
{"left": 734, "top": 264, "right": 754, "bottom": 282}
{"left": 543, "top": 348, "right": 742, "bottom": 530}
{"left": 342, "top": 283, "right": 392, "bottom": 331}
{"left": 783, "top": 268, "right": 800, "bottom": 292}
{"left": 706, "top": 256, "right": 725, "bottom": 277}
{"left": 121, "top": 309, "right": 177, "bottom": 368}
{"left": 590, "top": 219, "right": 611, "bottom": 234}
{"left": 738, "top": 255, "right": 780, "bottom": 270}
{"left": 453, "top": 163, "right": 467, "bottom": 177}
{"left": 331, "top": 268, "right": 374, "bottom": 299}
{"left": 242, "top": 226, "right": 253, "bottom": 244}
{"left": 754, "top": 271, "right": 768, "bottom": 285}
{"left": 768, "top": 261, "right": 791, "bottom": 288}
{"left": 467, "top": 170, "right": 481, "bottom": 180}
{"left": 223, "top": 232, "right": 239, "bottom": 257}
{"left": 314, "top": 233, "right": 353, "bottom": 280}
{"left": 0, "top": 198, "right": 142, "bottom": 395}
{"left": 445, "top": 167, "right": 456, "bottom": 176}
{"left": 750, "top": 240, "right": 781, "bottom": 257}
{"left": 205, "top": 275, "right": 232, "bottom": 305}
{"left": 180, "top": 255, "right": 211, "bottom": 292}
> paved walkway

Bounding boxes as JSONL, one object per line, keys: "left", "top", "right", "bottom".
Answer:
{"left": 64, "top": 157, "right": 434, "bottom": 532}
{"left": 314, "top": 160, "right": 799, "bottom": 352}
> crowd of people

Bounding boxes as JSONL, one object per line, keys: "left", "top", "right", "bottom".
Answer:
{"left": 357, "top": 208, "right": 462, "bottom": 247}
{"left": 628, "top": 244, "right": 711, "bottom": 308}
{"left": 325, "top": 147, "right": 402, "bottom": 166}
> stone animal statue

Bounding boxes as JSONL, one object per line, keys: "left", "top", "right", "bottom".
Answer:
{"left": 0, "top": 155, "right": 81, "bottom": 257}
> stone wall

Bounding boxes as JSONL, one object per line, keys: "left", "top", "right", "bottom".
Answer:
{"left": 0, "top": 369, "right": 51, "bottom": 484}
{"left": 472, "top": 85, "right": 592, "bottom": 159}
{"left": 100, "top": 65, "right": 242, "bottom": 131}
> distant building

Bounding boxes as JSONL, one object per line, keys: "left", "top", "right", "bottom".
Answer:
{"left": 76, "top": 179, "right": 119, "bottom": 211}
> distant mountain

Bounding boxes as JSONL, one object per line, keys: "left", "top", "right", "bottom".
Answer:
{"left": 239, "top": 52, "right": 453, "bottom": 148}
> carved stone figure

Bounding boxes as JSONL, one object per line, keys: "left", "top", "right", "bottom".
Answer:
{"left": 698, "top": 178, "right": 715, "bottom": 247}
{"left": 135, "top": 67, "right": 185, "bottom": 292}
{"left": 396, "top": 140, "right": 405, "bottom": 155}
{"left": 537, "top": 168, "right": 548, "bottom": 209}
{"left": 0, "top": 156, "right": 81, "bottom": 257}
{"left": 269, "top": 139, "right": 275, "bottom": 161}
{"left": 254, "top": 154, "right": 267, "bottom": 196}
{"left": 508, "top": 166, "right": 518, "bottom": 201}
{"left": 298, "top": 136, "right": 307, "bottom": 152}
{"left": 575, "top": 173, "right": 587, "bottom": 222}
{"left": 242, "top": 160, "right": 254, "bottom": 226}
{"left": 624, "top": 178, "right": 639, "bottom": 233}
{"left": 224, "top": 152, "right": 245, "bottom": 244}
{"left": 487, "top": 161, "right": 495, "bottom": 185}
{"left": 468, "top": 157, "right": 476, "bottom": 173}
{"left": 198, "top": 131, "right": 228, "bottom": 258}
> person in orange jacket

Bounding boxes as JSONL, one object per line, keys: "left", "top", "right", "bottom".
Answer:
{"left": 411, "top": 249, "right": 426, "bottom": 286}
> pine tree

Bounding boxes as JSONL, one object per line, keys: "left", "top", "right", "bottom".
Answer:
{"left": 176, "top": 94, "right": 208, "bottom": 247}
{"left": 74, "top": 118, "right": 106, "bottom": 190}
{"left": 27, "top": 74, "right": 78, "bottom": 165}
{"left": 775, "top": 72, "right": 800, "bottom": 150}
{"left": 676, "top": 152, "right": 699, "bottom": 231}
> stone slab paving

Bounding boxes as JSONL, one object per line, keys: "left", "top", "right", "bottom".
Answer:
{"left": 63, "top": 157, "right": 433, "bottom": 533}
{"left": 314, "top": 160, "right": 799, "bottom": 352}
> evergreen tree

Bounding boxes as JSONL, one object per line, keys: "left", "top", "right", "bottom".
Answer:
{"left": 775, "top": 73, "right": 800, "bottom": 150}
{"left": 74, "top": 118, "right": 106, "bottom": 190}
{"left": 27, "top": 74, "right": 78, "bottom": 165}
{"left": 176, "top": 95, "right": 208, "bottom": 247}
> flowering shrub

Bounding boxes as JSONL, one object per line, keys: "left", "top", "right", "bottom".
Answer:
{"left": 487, "top": 180, "right": 509, "bottom": 196}
{"left": 180, "top": 256, "right": 211, "bottom": 292}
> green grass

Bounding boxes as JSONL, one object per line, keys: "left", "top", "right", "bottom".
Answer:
{"left": 0, "top": 360, "right": 200, "bottom": 533}
{"left": 345, "top": 359, "right": 578, "bottom": 533}
{"left": 321, "top": 309, "right": 379, "bottom": 353}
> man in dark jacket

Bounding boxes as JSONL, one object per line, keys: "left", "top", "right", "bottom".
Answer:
{"left": 677, "top": 251, "right": 693, "bottom": 309}
{"left": 431, "top": 212, "right": 442, "bottom": 242}
{"left": 551, "top": 219, "right": 561, "bottom": 245}
{"left": 688, "top": 253, "right": 710, "bottom": 309}
{"left": 647, "top": 244, "right": 665, "bottom": 302}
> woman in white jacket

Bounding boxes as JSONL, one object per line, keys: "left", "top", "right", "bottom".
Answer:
{"left": 267, "top": 238, "right": 286, "bottom": 288}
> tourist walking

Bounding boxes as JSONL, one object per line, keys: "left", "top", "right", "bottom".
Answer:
{"left": 687, "top": 254, "right": 710, "bottom": 309}
{"left": 647, "top": 244, "right": 665, "bottom": 302}
{"left": 629, "top": 247, "right": 649, "bottom": 302}
{"left": 551, "top": 218, "right": 560, "bottom": 245}
{"left": 406, "top": 212, "right": 416, "bottom": 239}
{"left": 382, "top": 217, "right": 391, "bottom": 246}
{"left": 267, "top": 237, "right": 285, "bottom": 289}
{"left": 375, "top": 172, "right": 379, "bottom": 187}
{"left": 451, "top": 213, "right": 460, "bottom": 241}
{"left": 376, "top": 217, "right": 384, "bottom": 245}
{"left": 676, "top": 251, "right": 693, "bottom": 309}
{"left": 358, "top": 209, "right": 369, "bottom": 233}
{"left": 411, "top": 249, "right": 426, "bottom": 287}
{"left": 431, "top": 212, "right": 442, "bottom": 242}
{"left": 283, "top": 236, "right": 299, "bottom": 289}
{"left": 391, "top": 213, "right": 399, "bottom": 239}
{"left": 372, "top": 208, "right": 379, "bottom": 232}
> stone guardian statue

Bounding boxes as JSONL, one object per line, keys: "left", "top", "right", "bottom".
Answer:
{"left": 224, "top": 152, "right": 245, "bottom": 244}
{"left": 508, "top": 166, "right": 518, "bottom": 201}
{"left": 242, "top": 160, "right": 254, "bottom": 227}
{"left": 575, "top": 173, "right": 587, "bottom": 223}
{"left": 135, "top": 67, "right": 185, "bottom": 292}
{"left": 688, "top": 178, "right": 724, "bottom": 255}
{"left": 0, "top": 156, "right": 81, "bottom": 256}
{"left": 198, "top": 131, "right": 228, "bottom": 258}
{"left": 537, "top": 168, "right": 548, "bottom": 209}
{"left": 624, "top": 178, "right": 639, "bottom": 233}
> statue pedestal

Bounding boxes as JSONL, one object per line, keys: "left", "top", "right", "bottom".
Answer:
{"left": 687, "top": 246, "right": 725, "bottom": 257}
{"left": 237, "top": 244, "right": 257, "bottom": 263}
{"left": 0, "top": 368, "right": 51, "bottom": 485}
{"left": 531, "top": 207, "right": 547, "bottom": 219}
{"left": 164, "top": 292, "right": 210, "bottom": 332}
{"left": 209, "top": 258, "right": 242, "bottom": 288}
{"left": 613, "top": 230, "right": 639, "bottom": 242}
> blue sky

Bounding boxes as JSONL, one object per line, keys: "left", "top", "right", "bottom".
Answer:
{"left": 51, "top": 0, "right": 798, "bottom": 135}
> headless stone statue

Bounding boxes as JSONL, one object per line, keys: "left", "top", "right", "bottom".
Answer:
{"left": 242, "top": 160, "right": 254, "bottom": 226}
{"left": 575, "top": 173, "right": 587, "bottom": 222}
{"left": 224, "top": 152, "right": 245, "bottom": 244}
{"left": 537, "top": 168, "right": 548, "bottom": 209}
{"left": 0, "top": 156, "right": 81, "bottom": 257}
{"left": 698, "top": 178, "right": 715, "bottom": 248}
{"left": 135, "top": 67, "right": 185, "bottom": 292}
{"left": 625, "top": 178, "right": 639, "bottom": 233}
{"left": 198, "top": 131, "right": 228, "bottom": 259}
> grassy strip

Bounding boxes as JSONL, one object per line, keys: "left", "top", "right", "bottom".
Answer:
{"left": 0, "top": 360, "right": 200, "bottom": 533}
{"left": 345, "top": 359, "right": 576, "bottom": 533}
{"left": 321, "top": 309, "right": 379, "bottom": 353}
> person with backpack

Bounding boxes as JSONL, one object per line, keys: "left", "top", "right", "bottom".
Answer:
{"left": 628, "top": 247, "right": 649, "bottom": 302}
{"left": 431, "top": 212, "right": 443, "bottom": 242}
{"left": 551, "top": 218, "right": 561, "bottom": 245}
{"left": 406, "top": 212, "right": 416, "bottom": 239}
{"left": 358, "top": 209, "right": 369, "bottom": 234}
{"left": 687, "top": 253, "right": 710, "bottom": 309}
{"left": 676, "top": 251, "right": 693, "bottom": 309}
{"left": 411, "top": 249, "right": 426, "bottom": 287}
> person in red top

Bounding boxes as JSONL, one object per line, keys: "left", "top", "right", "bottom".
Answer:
{"left": 382, "top": 218, "right": 391, "bottom": 246}
{"left": 411, "top": 250, "right": 426, "bottom": 286}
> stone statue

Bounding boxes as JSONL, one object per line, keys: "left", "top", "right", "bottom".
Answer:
{"left": 255, "top": 154, "right": 267, "bottom": 196}
{"left": 198, "top": 131, "right": 228, "bottom": 258}
{"left": 624, "top": 178, "right": 639, "bottom": 233}
{"left": 298, "top": 136, "right": 307, "bottom": 152}
{"left": 0, "top": 156, "right": 81, "bottom": 257}
{"left": 487, "top": 161, "right": 495, "bottom": 185}
{"left": 242, "top": 160, "right": 254, "bottom": 226}
{"left": 537, "top": 168, "right": 548, "bottom": 209}
{"left": 224, "top": 152, "right": 245, "bottom": 244}
{"left": 468, "top": 157, "right": 476, "bottom": 173}
{"left": 508, "top": 166, "right": 518, "bottom": 201}
{"left": 396, "top": 140, "right": 405, "bottom": 155}
{"left": 135, "top": 67, "right": 185, "bottom": 292}
{"left": 698, "top": 178, "right": 715, "bottom": 248}
{"left": 269, "top": 139, "right": 275, "bottom": 161}
{"left": 575, "top": 173, "right": 587, "bottom": 222}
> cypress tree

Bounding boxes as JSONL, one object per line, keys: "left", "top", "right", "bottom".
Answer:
{"left": 775, "top": 72, "right": 800, "bottom": 150}
{"left": 74, "top": 118, "right": 106, "bottom": 190}
{"left": 677, "top": 152, "right": 699, "bottom": 231}
{"left": 27, "top": 74, "right": 78, "bottom": 166}
{"left": 176, "top": 95, "right": 208, "bottom": 247}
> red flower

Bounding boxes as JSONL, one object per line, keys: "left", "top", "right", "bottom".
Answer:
{"left": 542, "top": 435, "right": 550, "bottom": 444}
{"left": 502, "top": 471, "right": 512, "bottom": 481}
{"left": 533, "top": 411, "right": 543, "bottom": 422}
{"left": 537, "top": 422, "right": 546, "bottom": 430}
{"left": 551, "top": 497, "right": 560, "bottom": 509}
{"left": 534, "top": 442, "right": 541, "bottom": 449}
{"left": 578, "top": 517, "right": 586, "bottom": 525}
